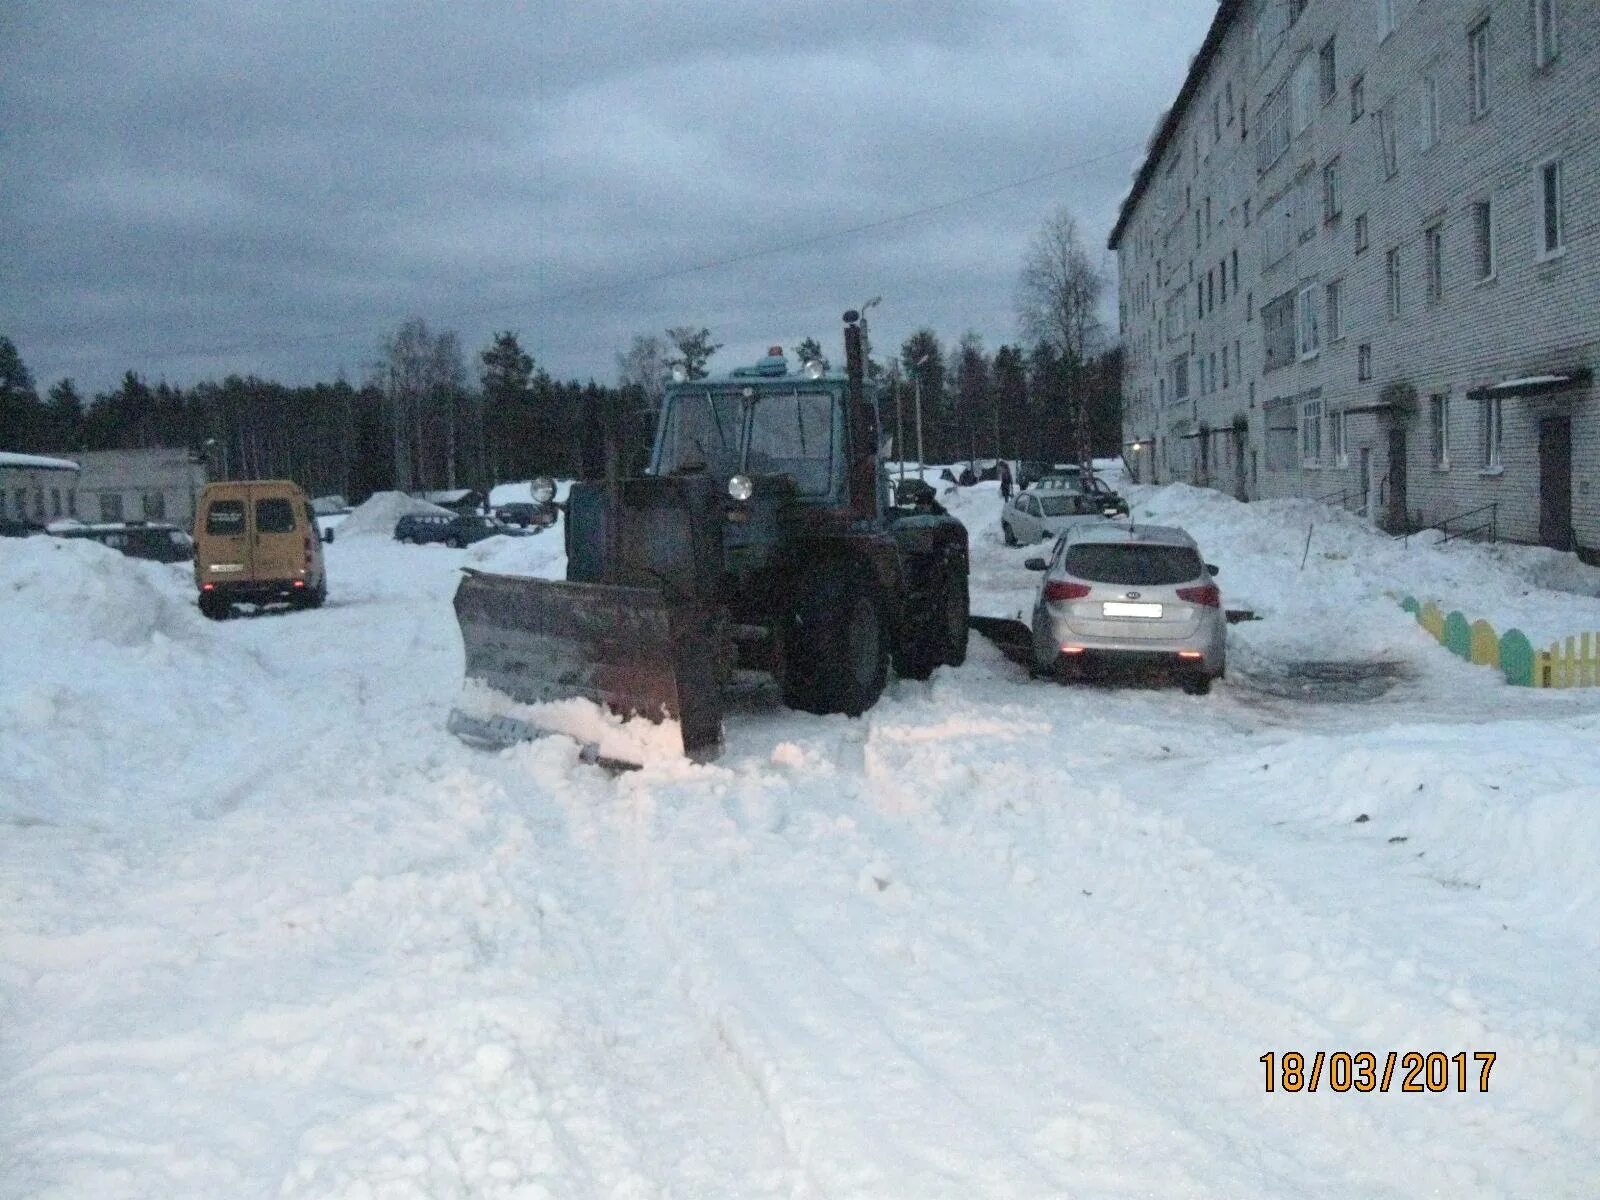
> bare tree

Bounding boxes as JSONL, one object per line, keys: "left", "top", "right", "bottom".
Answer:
{"left": 375, "top": 318, "right": 468, "bottom": 492}
{"left": 616, "top": 334, "right": 669, "bottom": 409}
{"left": 1016, "top": 207, "right": 1107, "bottom": 461}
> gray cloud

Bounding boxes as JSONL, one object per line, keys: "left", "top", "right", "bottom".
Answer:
{"left": 2, "top": 1, "right": 1212, "bottom": 394}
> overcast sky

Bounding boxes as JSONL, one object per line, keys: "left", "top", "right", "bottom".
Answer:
{"left": 2, "top": 1, "right": 1214, "bottom": 396}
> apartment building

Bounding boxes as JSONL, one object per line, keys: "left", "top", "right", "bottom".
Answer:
{"left": 1110, "top": 0, "right": 1596, "bottom": 560}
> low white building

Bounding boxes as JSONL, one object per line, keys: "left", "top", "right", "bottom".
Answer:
{"left": 39, "top": 447, "right": 209, "bottom": 527}
{"left": 0, "top": 451, "right": 81, "bottom": 526}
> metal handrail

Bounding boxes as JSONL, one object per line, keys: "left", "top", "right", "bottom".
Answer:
{"left": 1407, "top": 501, "right": 1499, "bottom": 546}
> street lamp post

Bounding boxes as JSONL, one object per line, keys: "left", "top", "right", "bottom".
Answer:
{"left": 913, "top": 352, "right": 930, "bottom": 480}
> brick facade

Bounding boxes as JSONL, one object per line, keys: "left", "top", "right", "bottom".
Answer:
{"left": 1111, "top": 0, "right": 1597, "bottom": 560}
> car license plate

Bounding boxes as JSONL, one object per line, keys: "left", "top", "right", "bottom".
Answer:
{"left": 1103, "top": 601, "right": 1162, "bottom": 618}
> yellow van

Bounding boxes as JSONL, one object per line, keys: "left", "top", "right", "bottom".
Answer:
{"left": 193, "top": 480, "right": 331, "bottom": 619}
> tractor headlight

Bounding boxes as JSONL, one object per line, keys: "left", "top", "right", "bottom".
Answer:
{"left": 531, "top": 477, "right": 556, "bottom": 504}
{"left": 802, "top": 359, "right": 826, "bottom": 380}
{"left": 669, "top": 363, "right": 689, "bottom": 383}
{"left": 727, "top": 474, "right": 754, "bottom": 502}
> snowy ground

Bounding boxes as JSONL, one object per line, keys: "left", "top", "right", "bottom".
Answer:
{"left": 3, "top": 479, "right": 1599, "bottom": 1198}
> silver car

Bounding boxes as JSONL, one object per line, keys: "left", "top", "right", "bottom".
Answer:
{"left": 1001, "top": 484, "right": 1122, "bottom": 546}
{"left": 1025, "top": 522, "right": 1226, "bottom": 693}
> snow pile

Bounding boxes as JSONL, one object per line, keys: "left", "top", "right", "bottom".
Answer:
{"left": 465, "top": 521, "right": 567, "bottom": 577}
{"left": 337, "top": 490, "right": 453, "bottom": 538}
{"left": 1129, "top": 483, "right": 1600, "bottom": 654}
{"left": 0, "top": 538, "right": 273, "bottom": 825}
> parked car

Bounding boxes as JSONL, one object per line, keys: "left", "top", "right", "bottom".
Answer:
{"left": 394, "top": 513, "right": 532, "bottom": 548}
{"left": 0, "top": 517, "right": 42, "bottom": 538}
{"left": 194, "top": 480, "right": 331, "bottom": 619}
{"left": 1023, "top": 522, "right": 1225, "bottom": 694}
{"left": 492, "top": 501, "right": 557, "bottom": 529}
{"left": 52, "top": 521, "right": 193, "bottom": 563}
{"left": 1001, "top": 485, "right": 1126, "bottom": 546}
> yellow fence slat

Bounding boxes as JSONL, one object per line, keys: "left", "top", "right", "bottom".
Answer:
{"left": 1469, "top": 619, "right": 1500, "bottom": 668}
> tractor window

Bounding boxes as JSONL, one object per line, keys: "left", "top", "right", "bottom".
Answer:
{"left": 747, "top": 391, "right": 834, "bottom": 495}
{"left": 657, "top": 391, "right": 743, "bottom": 479}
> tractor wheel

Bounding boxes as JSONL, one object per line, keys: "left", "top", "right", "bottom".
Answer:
{"left": 782, "top": 560, "right": 890, "bottom": 716}
{"left": 895, "top": 554, "right": 968, "bottom": 680}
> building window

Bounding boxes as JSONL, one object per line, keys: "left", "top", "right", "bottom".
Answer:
{"left": 1358, "top": 343, "right": 1373, "bottom": 381}
{"left": 1386, "top": 247, "right": 1402, "bottom": 318}
{"left": 1258, "top": 84, "right": 1291, "bottom": 172}
{"left": 1172, "top": 356, "right": 1189, "bottom": 400}
{"left": 1297, "top": 172, "right": 1317, "bottom": 242}
{"left": 1422, "top": 75, "right": 1439, "bottom": 150}
{"left": 1430, "top": 393, "right": 1451, "bottom": 469}
{"left": 1355, "top": 213, "right": 1368, "bottom": 253}
{"left": 1350, "top": 73, "right": 1365, "bottom": 122}
{"left": 1213, "top": 96, "right": 1222, "bottom": 144}
{"left": 1301, "top": 398, "right": 1323, "bottom": 466}
{"left": 1538, "top": 158, "right": 1565, "bottom": 257}
{"left": 1376, "top": 101, "right": 1398, "bottom": 178}
{"left": 1319, "top": 37, "right": 1337, "bottom": 104}
{"left": 1480, "top": 396, "right": 1503, "bottom": 469}
{"left": 1291, "top": 54, "right": 1317, "bottom": 135}
{"left": 1469, "top": 20, "right": 1490, "bottom": 118}
{"left": 1325, "top": 279, "right": 1344, "bottom": 341}
{"left": 1331, "top": 409, "right": 1349, "bottom": 467}
{"left": 1297, "top": 284, "right": 1321, "bottom": 360}
{"left": 1226, "top": 80, "right": 1235, "bottom": 124}
{"left": 1425, "top": 224, "right": 1444, "bottom": 303}
{"left": 67, "top": 490, "right": 78, "bottom": 517}
{"left": 50, "top": 488, "right": 62, "bottom": 518}
{"left": 142, "top": 491, "right": 167, "bottom": 520}
{"left": 1322, "top": 158, "right": 1341, "bottom": 221}
{"left": 1231, "top": 248, "right": 1239, "bottom": 284}
{"left": 1222, "top": 347, "right": 1230, "bottom": 390}
{"left": 1377, "top": 0, "right": 1396, "bottom": 40}
{"left": 1534, "top": 0, "right": 1559, "bottom": 68}
{"left": 1263, "top": 291, "right": 1297, "bottom": 372}
{"left": 1473, "top": 198, "right": 1496, "bottom": 280}
{"left": 99, "top": 492, "right": 123, "bottom": 522}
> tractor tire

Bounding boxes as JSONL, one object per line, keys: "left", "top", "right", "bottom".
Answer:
{"left": 895, "top": 555, "right": 968, "bottom": 680}
{"left": 782, "top": 560, "right": 890, "bottom": 716}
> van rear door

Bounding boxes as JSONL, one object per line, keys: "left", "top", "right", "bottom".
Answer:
{"left": 250, "top": 486, "right": 306, "bottom": 583}
{"left": 199, "top": 489, "right": 251, "bottom": 583}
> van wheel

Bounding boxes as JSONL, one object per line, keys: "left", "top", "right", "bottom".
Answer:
{"left": 199, "top": 593, "right": 230, "bottom": 621}
{"left": 782, "top": 560, "right": 889, "bottom": 716}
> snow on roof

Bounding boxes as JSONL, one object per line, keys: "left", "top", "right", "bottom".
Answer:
{"left": 422, "top": 489, "right": 476, "bottom": 503}
{"left": 0, "top": 451, "right": 80, "bottom": 472}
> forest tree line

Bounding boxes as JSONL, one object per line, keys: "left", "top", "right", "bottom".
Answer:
{"left": 1, "top": 208, "right": 1120, "bottom": 501}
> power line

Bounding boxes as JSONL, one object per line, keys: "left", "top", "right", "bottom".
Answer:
{"left": 54, "top": 140, "right": 1141, "bottom": 373}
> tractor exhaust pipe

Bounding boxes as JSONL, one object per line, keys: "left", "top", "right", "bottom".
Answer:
{"left": 842, "top": 310, "right": 876, "bottom": 520}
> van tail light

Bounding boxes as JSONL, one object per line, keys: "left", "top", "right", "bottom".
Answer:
{"left": 1176, "top": 583, "right": 1221, "bottom": 607}
{"left": 1043, "top": 580, "right": 1091, "bottom": 603}
{"left": 202, "top": 582, "right": 215, "bottom": 591}
{"left": 292, "top": 580, "right": 305, "bottom": 589}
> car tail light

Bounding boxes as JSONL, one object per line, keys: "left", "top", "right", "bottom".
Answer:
{"left": 1176, "top": 583, "right": 1221, "bottom": 607}
{"left": 1043, "top": 580, "right": 1091, "bottom": 603}
{"left": 201, "top": 582, "right": 215, "bottom": 591}
{"left": 1177, "top": 650, "right": 1204, "bottom": 659}
{"left": 1060, "top": 644, "right": 1085, "bottom": 655}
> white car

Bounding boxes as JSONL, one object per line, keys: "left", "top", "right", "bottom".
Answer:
{"left": 1024, "top": 522, "right": 1227, "bottom": 694}
{"left": 1001, "top": 486, "right": 1123, "bottom": 546}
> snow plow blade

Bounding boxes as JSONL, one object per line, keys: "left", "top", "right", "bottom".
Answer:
{"left": 451, "top": 569, "right": 725, "bottom": 761}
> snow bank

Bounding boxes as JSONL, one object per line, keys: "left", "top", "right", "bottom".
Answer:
{"left": 0, "top": 539, "right": 275, "bottom": 825}
{"left": 337, "top": 491, "right": 453, "bottom": 538}
{"left": 1129, "top": 484, "right": 1600, "bottom": 654}
{"left": 465, "top": 524, "right": 567, "bottom": 577}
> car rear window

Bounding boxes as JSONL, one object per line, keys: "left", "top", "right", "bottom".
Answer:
{"left": 255, "top": 498, "right": 296, "bottom": 533}
{"left": 1063, "top": 543, "right": 1203, "bottom": 585}
{"left": 205, "top": 500, "right": 245, "bottom": 535}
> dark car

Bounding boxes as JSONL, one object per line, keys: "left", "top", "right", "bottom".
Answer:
{"left": 1, "top": 517, "right": 43, "bottom": 538}
{"left": 53, "top": 521, "right": 194, "bottom": 563}
{"left": 394, "top": 513, "right": 531, "bottom": 548}
{"left": 492, "top": 501, "right": 557, "bottom": 529}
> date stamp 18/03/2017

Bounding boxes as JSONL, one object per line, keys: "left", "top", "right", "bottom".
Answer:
{"left": 1260, "top": 1051, "right": 1496, "bottom": 1094}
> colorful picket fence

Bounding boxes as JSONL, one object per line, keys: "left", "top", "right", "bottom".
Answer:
{"left": 1398, "top": 596, "right": 1600, "bottom": 688}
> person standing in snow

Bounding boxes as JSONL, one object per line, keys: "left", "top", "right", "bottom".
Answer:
{"left": 998, "top": 459, "right": 1013, "bottom": 502}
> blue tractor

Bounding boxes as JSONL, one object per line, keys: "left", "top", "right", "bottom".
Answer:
{"left": 452, "top": 311, "right": 969, "bottom": 760}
